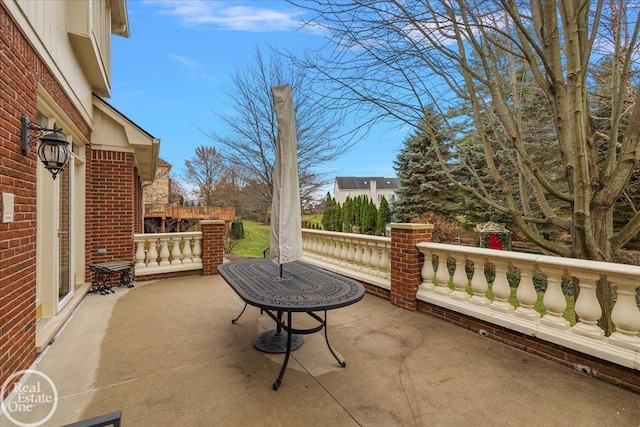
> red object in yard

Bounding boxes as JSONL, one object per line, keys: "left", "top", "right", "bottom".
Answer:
{"left": 488, "top": 233, "right": 503, "bottom": 250}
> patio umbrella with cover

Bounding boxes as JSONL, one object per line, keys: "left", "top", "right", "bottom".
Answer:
{"left": 270, "top": 84, "right": 302, "bottom": 277}
{"left": 247, "top": 84, "right": 304, "bottom": 353}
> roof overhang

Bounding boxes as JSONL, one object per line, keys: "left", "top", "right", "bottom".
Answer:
{"left": 109, "top": 0, "right": 130, "bottom": 37}
{"left": 92, "top": 96, "right": 160, "bottom": 181}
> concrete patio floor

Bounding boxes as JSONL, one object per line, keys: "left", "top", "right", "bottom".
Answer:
{"left": 2, "top": 273, "right": 639, "bottom": 426}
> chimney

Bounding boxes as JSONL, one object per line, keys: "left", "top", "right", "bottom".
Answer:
{"left": 370, "top": 178, "right": 377, "bottom": 205}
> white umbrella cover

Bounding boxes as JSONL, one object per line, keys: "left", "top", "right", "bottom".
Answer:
{"left": 270, "top": 84, "right": 302, "bottom": 268}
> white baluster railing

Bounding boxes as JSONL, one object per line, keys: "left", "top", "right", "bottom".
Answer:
{"left": 416, "top": 242, "right": 640, "bottom": 371}
{"left": 134, "top": 232, "right": 203, "bottom": 276}
{"left": 301, "top": 229, "right": 391, "bottom": 290}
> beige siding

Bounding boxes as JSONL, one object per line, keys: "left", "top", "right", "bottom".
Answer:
{"left": 91, "top": 107, "right": 131, "bottom": 152}
{"left": 10, "top": 0, "right": 113, "bottom": 124}
{"left": 334, "top": 179, "right": 397, "bottom": 207}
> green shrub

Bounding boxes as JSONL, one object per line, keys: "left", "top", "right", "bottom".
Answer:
{"left": 230, "top": 221, "right": 245, "bottom": 239}
{"left": 223, "top": 238, "right": 239, "bottom": 254}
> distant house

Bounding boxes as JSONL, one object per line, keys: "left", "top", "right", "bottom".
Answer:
{"left": 144, "top": 158, "right": 172, "bottom": 210}
{"left": 333, "top": 177, "right": 399, "bottom": 207}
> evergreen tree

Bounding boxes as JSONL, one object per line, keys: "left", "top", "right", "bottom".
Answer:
{"left": 359, "top": 195, "right": 369, "bottom": 227}
{"left": 377, "top": 196, "right": 391, "bottom": 235}
{"left": 361, "top": 199, "right": 377, "bottom": 235}
{"left": 352, "top": 196, "right": 362, "bottom": 232}
{"left": 333, "top": 203, "right": 343, "bottom": 232}
{"left": 322, "top": 192, "right": 334, "bottom": 231}
{"left": 342, "top": 197, "right": 353, "bottom": 233}
{"left": 393, "top": 107, "right": 460, "bottom": 222}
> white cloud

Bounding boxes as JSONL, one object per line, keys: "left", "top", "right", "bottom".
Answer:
{"left": 147, "top": 1, "right": 306, "bottom": 32}
{"left": 168, "top": 54, "right": 218, "bottom": 82}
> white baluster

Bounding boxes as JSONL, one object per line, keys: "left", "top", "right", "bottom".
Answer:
{"left": 340, "top": 237, "right": 349, "bottom": 267}
{"left": 361, "top": 243, "right": 372, "bottom": 274}
{"left": 171, "top": 237, "right": 183, "bottom": 265}
{"left": 322, "top": 237, "right": 332, "bottom": 261}
{"left": 571, "top": 272, "right": 604, "bottom": 339}
{"left": 608, "top": 278, "right": 640, "bottom": 351}
{"left": 370, "top": 245, "right": 381, "bottom": 275}
{"left": 347, "top": 238, "right": 356, "bottom": 268}
{"left": 159, "top": 238, "right": 171, "bottom": 266}
{"left": 328, "top": 237, "right": 336, "bottom": 263}
{"left": 379, "top": 244, "right": 390, "bottom": 279}
{"left": 420, "top": 249, "right": 435, "bottom": 291}
{"left": 182, "top": 236, "right": 193, "bottom": 264}
{"left": 135, "top": 241, "right": 146, "bottom": 269}
{"left": 451, "top": 257, "right": 470, "bottom": 301}
{"left": 469, "top": 257, "right": 490, "bottom": 306}
{"left": 147, "top": 238, "right": 159, "bottom": 267}
{"left": 314, "top": 235, "right": 322, "bottom": 258}
{"left": 541, "top": 267, "right": 569, "bottom": 329}
{"left": 514, "top": 265, "right": 540, "bottom": 321}
{"left": 354, "top": 242, "right": 364, "bottom": 271}
{"left": 307, "top": 234, "right": 314, "bottom": 256}
{"left": 315, "top": 237, "right": 323, "bottom": 259}
{"left": 316, "top": 235, "right": 324, "bottom": 258}
{"left": 332, "top": 237, "right": 342, "bottom": 264}
{"left": 192, "top": 238, "right": 202, "bottom": 264}
{"left": 434, "top": 254, "right": 452, "bottom": 295}
{"left": 490, "top": 261, "right": 514, "bottom": 313}
{"left": 309, "top": 234, "right": 315, "bottom": 253}
{"left": 306, "top": 235, "right": 315, "bottom": 257}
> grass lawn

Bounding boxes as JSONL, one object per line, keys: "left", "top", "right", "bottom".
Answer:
{"left": 303, "top": 213, "right": 323, "bottom": 228}
{"left": 230, "top": 221, "right": 270, "bottom": 258}
{"left": 230, "top": 215, "right": 322, "bottom": 258}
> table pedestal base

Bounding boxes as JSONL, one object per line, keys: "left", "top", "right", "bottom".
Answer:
{"left": 254, "top": 329, "right": 303, "bottom": 354}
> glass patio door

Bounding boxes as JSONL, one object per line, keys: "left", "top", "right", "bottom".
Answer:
{"left": 57, "top": 157, "right": 72, "bottom": 309}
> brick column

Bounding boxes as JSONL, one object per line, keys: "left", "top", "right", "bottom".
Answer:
{"left": 201, "top": 220, "right": 225, "bottom": 275}
{"left": 390, "top": 223, "right": 434, "bottom": 311}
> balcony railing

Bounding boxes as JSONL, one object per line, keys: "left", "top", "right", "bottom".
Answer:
{"left": 134, "top": 232, "right": 203, "bottom": 276}
{"left": 300, "top": 230, "right": 639, "bottom": 370}
{"left": 127, "top": 224, "right": 638, "bottom": 390}
{"left": 301, "top": 229, "right": 390, "bottom": 290}
{"left": 415, "top": 243, "right": 640, "bottom": 367}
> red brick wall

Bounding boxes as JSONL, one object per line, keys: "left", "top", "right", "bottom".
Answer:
{"left": 86, "top": 150, "right": 136, "bottom": 282}
{"left": 201, "top": 220, "right": 225, "bottom": 275}
{"left": 390, "top": 224, "right": 433, "bottom": 310}
{"left": 134, "top": 168, "right": 142, "bottom": 234}
{"left": 363, "top": 283, "right": 390, "bottom": 300}
{"left": 0, "top": 4, "right": 89, "bottom": 397}
{"left": 0, "top": 7, "right": 37, "bottom": 397}
{"left": 416, "top": 300, "right": 640, "bottom": 393}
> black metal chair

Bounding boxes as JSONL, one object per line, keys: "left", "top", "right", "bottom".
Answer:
{"left": 61, "top": 411, "right": 122, "bottom": 427}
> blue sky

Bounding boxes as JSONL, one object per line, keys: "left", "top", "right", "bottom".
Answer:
{"left": 108, "top": 0, "right": 408, "bottom": 196}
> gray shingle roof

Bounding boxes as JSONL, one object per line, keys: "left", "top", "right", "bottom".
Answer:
{"left": 335, "top": 176, "right": 399, "bottom": 190}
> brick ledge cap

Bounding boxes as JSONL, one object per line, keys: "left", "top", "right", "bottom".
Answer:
{"left": 390, "top": 223, "right": 434, "bottom": 230}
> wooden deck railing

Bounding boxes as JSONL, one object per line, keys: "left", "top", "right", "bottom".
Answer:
{"left": 144, "top": 204, "right": 235, "bottom": 221}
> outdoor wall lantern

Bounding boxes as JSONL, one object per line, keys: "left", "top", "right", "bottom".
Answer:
{"left": 21, "top": 114, "right": 71, "bottom": 179}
